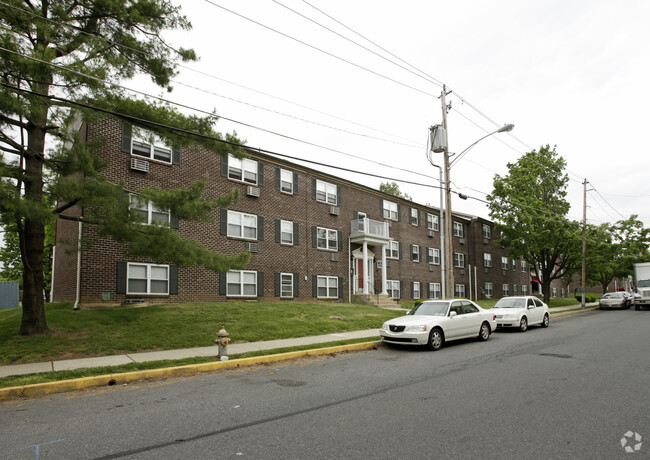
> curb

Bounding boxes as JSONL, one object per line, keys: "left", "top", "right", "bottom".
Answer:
{"left": 550, "top": 308, "right": 599, "bottom": 319}
{"left": 0, "top": 342, "right": 379, "bottom": 401}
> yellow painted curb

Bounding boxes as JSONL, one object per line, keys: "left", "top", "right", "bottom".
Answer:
{"left": 0, "top": 341, "right": 378, "bottom": 401}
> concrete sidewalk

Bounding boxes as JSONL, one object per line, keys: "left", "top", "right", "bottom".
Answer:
{"left": 0, "top": 304, "right": 597, "bottom": 380}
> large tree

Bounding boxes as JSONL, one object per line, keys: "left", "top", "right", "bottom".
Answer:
{"left": 379, "top": 181, "right": 412, "bottom": 201}
{"left": 487, "top": 145, "right": 582, "bottom": 302}
{"left": 0, "top": 1, "right": 249, "bottom": 335}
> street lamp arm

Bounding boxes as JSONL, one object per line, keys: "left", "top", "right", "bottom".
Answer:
{"left": 449, "top": 124, "right": 514, "bottom": 168}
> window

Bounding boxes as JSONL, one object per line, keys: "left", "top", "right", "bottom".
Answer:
{"left": 484, "top": 282, "right": 493, "bottom": 297}
{"left": 228, "top": 154, "right": 258, "bottom": 184}
{"left": 412, "top": 281, "right": 421, "bottom": 300}
{"left": 501, "top": 257, "right": 509, "bottom": 270}
{"left": 521, "top": 285, "right": 528, "bottom": 295}
{"left": 317, "top": 275, "right": 338, "bottom": 298}
{"left": 130, "top": 195, "right": 170, "bottom": 226}
{"left": 513, "top": 285, "right": 518, "bottom": 296}
{"left": 454, "top": 252, "right": 465, "bottom": 268}
{"left": 453, "top": 221, "right": 464, "bottom": 237}
{"left": 226, "top": 270, "right": 257, "bottom": 297}
{"left": 502, "top": 284, "right": 510, "bottom": 296}
{"left": 428, "top": 282, "right": 441, "bottom": 299}
{"left": 317, "top": 227, "right": 338, "bottom": 251}
{"left": 315, "top": 180, "right": 338, "bottom": 204}
{"left": 561, "top": 288, "right": 565, "bottom": 297}
{"left": 280, "top": 220, "right": 294, "bottom": 245}
{"left": 227, "top": 211, "right": 258, "bottom": 240}
{"left": 552, "top": 287, "right": 558, "bottom": 297}
{"left": 482, "top": 224, "right": 492, "bottom": 239}
{"left": 512, "top": 259, "right": 517, "bottom": 271}
{"left": 483, "top": 253, "right": 492, "bottom": 268}
{"left": 127, "top": 263, "right": 169, "bottom": 295}
{"left": 387, "top": 280, "right": 400, "bottom": 299}
{"left": 280, "top": 273, "right": 293, "bottom": 298}
{"left": 386, "top": 241, "right": 400, "bottom": 259}
{"left": 280, "top": 168, "right": 294, "bottom": 194}
{"left": 427, "top": 247, "right": 440, "bottom": 265}
{"left": 410, "top": 208, "right": 419, "bottom": 226}
{"left": 411, "top": 244, "right": 420, "bottom": 262}
{"left": 454, "top": 284, "right": 466, "bottom": 298}
{"left": 521, "top": 260, "right": 527, "bottom": 272}
{"left": 131, "top": 129, "right": 172, "bottom": 163}
{"left": 426, "top": 213, "right": 439, "bottom": 231}
{"left": 382, "top": 200, "right": 399, "bottom": 220}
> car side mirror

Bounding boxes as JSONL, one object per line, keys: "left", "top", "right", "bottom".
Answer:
{"left": 528, "top": 305, "right": 534, "bottom": 309}
{"left": 449, "top": 311, "right": 457, "bottom": 317}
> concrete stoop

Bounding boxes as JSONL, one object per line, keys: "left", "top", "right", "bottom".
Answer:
{"left": 352, "top": 293, "right": 403, "bottom": 310}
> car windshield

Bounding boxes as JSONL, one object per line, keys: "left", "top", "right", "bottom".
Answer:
{"left": 638, "top": 280, "right": 650, "bottom": 288}
{"left": 410, "top": 301, "right": 449, "bottom": 316}
{"left": 603, "top": 293, "right": 623, "bottom": 299}
{"left": 493, "top": 298, "right": 526, "bottom": 309}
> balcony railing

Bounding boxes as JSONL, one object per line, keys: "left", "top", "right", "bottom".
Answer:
{"left": 350, "top": 218, "right": 390, "bottom": 239}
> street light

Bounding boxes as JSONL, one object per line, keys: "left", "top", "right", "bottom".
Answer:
{"left": 429, "top": 85, "right": 514, "bottom": 299}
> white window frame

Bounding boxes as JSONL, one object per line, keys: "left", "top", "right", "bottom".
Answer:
{"left": 428, "top": 247, "right": 440, "bottom": 265}
{"left": 483, "top": 253, "right": 492, "bottom": 268}
{"left": 413, "top": 281, "right": 421, "bottom": 300}
{"left": 280, "top": 168, "right": 293, "bottom": 194}
{"left": 502, "top": 284, "right": 510, "bottom": 296}
{"left": 426, "top": 213, "right": 439, "bottom": 231}
{"left": 226, "top": 270, "right": 257, "bottom": 297}
{"left": 410, "top": 208, "right": 419, "bottom": 226}
{"left": 512, "top": 259, "right": 517, "bottom": 271}
{"left": 482, "top": 224, "right": 492, "bottom": 239}
{"left": 386, "top": 241, "right": 399, "bottom": 259}
{"left": 382, "top": 200, "right": 399, "bottom": 221}
{"left": 280, "top": 220, "right": 294, "bottom": 245}
{"left": 454, "top": 252, "right": 465, "bottom": 268}
{"left": 317, "top": 275, "right": 338, "bottom": 299}
{"left": 561, "top": 288, "right": 565, "bottom": 297}
{"left": 454, "top": 284, "right": 466, "bottom": 298}
{"left": 387, "top": 280, "right": 400, "bottom": 299}
{"left": 513, "top": 285, "right": 518, "bottom": 296}
{"left": 317, "top": 227, "right": 338, "bottom": 251}
{"left": 131, "top": 129, "right": 172, "bottom": 163}
{"left": 227, "top": 210, "right": 258, "bottom": 240}
{"left": 552, "top": 287, "right": 558, "bottom": 297}
{"left": 501, "top": 256, "right": 509, "bottom": 270}
{"left": 127, "top": 263, "right": 169, "bottom": 295}
{"left": 412, "top": 244, "right": 420, "bottom": 262}
{"left": 521, "top": 285, "right": 528, "bottom": 295}
{"left": 228, "top": 154, "right": 258, "bottom": 184}
{"left": 280, "top": 273, "right": 293, "bottom": 298}
{"left": 130, "top": 195, "right": 170, "bottom": 226}
{"left": 429, "top": 282, "right": 442, "bottom": 299}
{"left": 521, "top": 260, "right": 527, "bottom": 272}
{"left": 453, "top": 221, "right": 464, "bottom": 237}
{"left": 484, "top": 282, "right": 493, "bottom": 297}
{"left": 316, "top": 180, "right": 337, "bottom": 204}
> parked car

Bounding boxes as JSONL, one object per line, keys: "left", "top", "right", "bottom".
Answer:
{"left": 599, "top": 292, "right": 631, "bottom": 310}
{"left": 379, "top": 299, "right": 497, "bottom": 351}
{"left": 491, "top": 296, "right": 550, "bottom": 332}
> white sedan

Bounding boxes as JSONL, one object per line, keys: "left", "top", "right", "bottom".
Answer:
{"left": 491, "top": 296, "right": 550, "bottom": 332}
{"left": 380, "top": 299, "right": 497, "bottom": 351}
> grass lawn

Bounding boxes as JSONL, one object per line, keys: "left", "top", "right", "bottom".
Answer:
{"left": 0, "top": 301, "right": 405, "bottom": 365}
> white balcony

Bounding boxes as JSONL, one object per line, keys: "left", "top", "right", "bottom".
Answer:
{"left": 350, "top": 218, "right": 390, "bottom": 244}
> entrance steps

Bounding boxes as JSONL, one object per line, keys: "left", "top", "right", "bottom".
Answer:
{"left": 352, "top": 293, "right": 404, "bottom": 310}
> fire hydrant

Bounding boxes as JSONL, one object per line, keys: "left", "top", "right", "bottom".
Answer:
{"left": 215, "top": 324, "right": 230, "bottom": 360}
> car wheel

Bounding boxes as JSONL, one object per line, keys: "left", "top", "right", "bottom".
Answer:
{"left": 519, "top": 316, "right": 528, "bottom": 332}
{"left": 427, "top": 327, "right": 443, "bottom": 351}
{"left": 541, "top": 313, "right": 549, "bottom": 328}
{"left": 635, "top": 304, "right": 640, "bottom": 311}
{"left": 478, "top": 322, "right": 490, "bottom": 341}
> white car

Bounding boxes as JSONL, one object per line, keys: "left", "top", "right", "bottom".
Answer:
{"left": 491, "top": 296, "right": 550, "bottom": 332}
{"left": 380, "top": 299, "right": 497, "bottom": 351}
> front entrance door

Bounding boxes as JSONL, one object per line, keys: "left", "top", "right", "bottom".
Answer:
{"left": 352, "top": 248, "right": 375, "bottom": 294}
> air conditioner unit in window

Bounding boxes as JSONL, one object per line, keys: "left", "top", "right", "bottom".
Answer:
{"left": 429, "top": 265, "right": 435, "bottom": 272}
{"left": 483, "top": 238, "right": 489, "bottom": 244}
{"left": 246, "top": 186, "right": 260, "bottom": 197}
{"left": 130, "top": 158, "right": 149, "bottom": 173}
{"left": 428, "top": 231, "right": 434, "bottom": 237}
{"left": 329, "top": 206, "right": 340, "bottom": 216}
{"left": 246, "top": 242, "right": 259, "bottom": 253}
{"left": 330, "top": 253, "right": 339, "bottom": 262}
{"left": 460, "top": 269, "right": 465, "bottom": 275}
{"left": 376, "top": 260, "right": 383, "bottom": 268}
{"left": 459, "top": 238, "right": 466, "bottom": 245}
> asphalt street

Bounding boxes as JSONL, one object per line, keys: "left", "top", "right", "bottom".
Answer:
{"left": 1, "top": 309, "right": 648, "bottom": 459}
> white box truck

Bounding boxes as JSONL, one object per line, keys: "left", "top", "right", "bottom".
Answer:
{"left": 633, "top": 262, "right": 650, "bottom": 310}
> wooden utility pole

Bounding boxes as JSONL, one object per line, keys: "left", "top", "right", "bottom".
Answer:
{"left": 581, "top": 179, "right": 588, "bottom": 308}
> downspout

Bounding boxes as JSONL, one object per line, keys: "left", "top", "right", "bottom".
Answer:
{"left": 73, "top": 221, "right": 82, "bottom": 310}
{"left": 49, "top": 246, "right": 56, "bottom": 302}
{"left": 348, "top": 236, "right": 351, "bottom": 304}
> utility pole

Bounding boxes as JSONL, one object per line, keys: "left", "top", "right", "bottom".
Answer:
{"left": 581, "top": 179, "right": 588, "bottom": 308}
{"left": 441, "top": 85, "right": 454, "bottom": 299}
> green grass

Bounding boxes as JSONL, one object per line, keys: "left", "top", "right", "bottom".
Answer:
{"left": 0, "top": 301, "right": 402, "bottom": 365}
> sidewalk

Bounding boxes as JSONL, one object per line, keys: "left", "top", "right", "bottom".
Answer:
{"left": 0, "top": 304, "right": 597, "bottom": 380}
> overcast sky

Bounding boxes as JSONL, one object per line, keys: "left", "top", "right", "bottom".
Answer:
{"left": 149, "top": 0, "right": 650, "bottom": 227}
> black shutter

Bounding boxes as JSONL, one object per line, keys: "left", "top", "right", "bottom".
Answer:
{"left": 311, "top": 178, "right": 317, "bottom": 200}
{"left": 257, "top": 271, "right": 264, "bottom": 297}
{"left": 172, "top": 147, "right": 181, "bottom": 165}
{"left": 275, "top": 167, "right": 281, "bottom": 191}
{"left": 338, "top": 277, "right": 343, "bottom": 298}
{"left": 397, "top": 203, "right": 402, "bottom": 221}
{"left": 274, "top": 272, "right": 280, "bottom": 296}
{"left": 426, "top": 283, "right": 431, "bottom": 298}
{"left": 312, "top": 275, "right": 318, "bottom": 297}
{"left": 219, "top": 272, "right": 226, "bottom": 295}
{"left": 411, "top": 281, "right": 415, "bottom": 299}
{"left": 221, "top": 156, "right": 228, "bottom": 177}
{"left": 293, "top": 222, "right": 299, "bottom": 246}
{"left": 257, "top": 216, "right": 264, "bottom": 241}
{"left": 258, "top": 162, "right": 264, "bottom": 186}
{"left": 116, "top": 261, "right": 127, "bottom": 294}
{"left": 169, "top": 265, "right": 178, "bottom": 295}
{"left": 400, "top": 280, "right": 404, "bottom": 299}
{"left": 120, "top": 123, "right": 131, "bottom": 153}
{"left": 275, "top": 219, "right": 280, "bottom": 243}
{"left": 293, "top": 172, "right": 298, "bottom": 195}
{"left": 398, "top": 242, "right": 402, "bottom": 260}
{"left": 293, "top": 273, "right": 299, "bottom": 297}
{"left": 312, "top": 226, "right": 317, "bottom": 248}
{"left": 337, "top": 185, "right": 342, "bottom": 205}
{"left": 410, "top": 244, "right": 415, "bottom": 261}
{"left": 337, "top": 230, "right": 343, "bottom": 252}
{"left": 220, "top": 209, "right": 228, "bottom": 235}
{"left": 170, "top": 214, "right": 179, "bottom": 230}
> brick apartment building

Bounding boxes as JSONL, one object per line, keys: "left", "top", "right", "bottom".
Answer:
{"left": 51, "top": 116, "right": 569, "bottom": 307}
